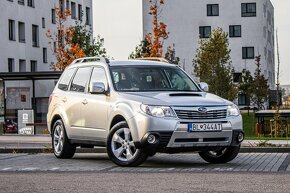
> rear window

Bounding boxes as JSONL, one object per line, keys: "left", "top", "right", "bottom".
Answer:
{"left": 58, "top": 68, "right": 76, "bottom": 91}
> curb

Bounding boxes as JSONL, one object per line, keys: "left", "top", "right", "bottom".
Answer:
{"left": 0, "top": 147, "right": 289, "bottom": 154}
{"left": 240, "top": 147, "right": 290, "bottom": 153}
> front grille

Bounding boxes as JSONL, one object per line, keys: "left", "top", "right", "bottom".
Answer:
{"left": 174, "top": 109, "right": 227, "bottom": 120}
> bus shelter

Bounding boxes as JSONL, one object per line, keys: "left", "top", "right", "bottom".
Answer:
{"left": 0, "top": 71, "right": 62, "bottom": 135}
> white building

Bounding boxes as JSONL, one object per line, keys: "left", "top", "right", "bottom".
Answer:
{"left": 0, "top": 0, "right": 92, "bottom": 134}
{"left": 93, "top": 0, "right": 275, "bottom": 102}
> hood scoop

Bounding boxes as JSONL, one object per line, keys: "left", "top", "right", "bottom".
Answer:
{"left": 169, "top": 93, "right": 202, "bottom": 97}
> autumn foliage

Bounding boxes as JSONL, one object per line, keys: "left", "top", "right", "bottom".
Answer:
{"left": 46, "top": 7, "right": 85, "bottom": 71}
{"left": 145, "top": 0, "right": 169, "bottom": 57}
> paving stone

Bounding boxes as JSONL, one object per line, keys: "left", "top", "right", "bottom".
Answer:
{"left": 0, "top": 153, "right": 289, "bottom": 173}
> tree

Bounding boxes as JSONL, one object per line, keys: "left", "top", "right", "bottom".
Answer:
{"left": 129, "top": 38, "right": 151, "bottom": 59}
{"left": 193, "top": 28, "right": 237, "bottom": 101}
{"left": 145, "top": 0, "right": 169, "bottom": 57}
{"left": 71, "top": 21, "right": 107, "bottom": 57}
{"left": 46, "top": 7, "right": 85, "bottom": 71}
{"left": 251, "top": 55, "right": 269, "bottom": 110}
{"left": 239, "top": 69, "right": 254, "bottom": 114}
{"left": 129, "top": 0, "right": 169, "bottom": 59}
{"left": 164, "top": 44, "right": 180, "bottom": 65}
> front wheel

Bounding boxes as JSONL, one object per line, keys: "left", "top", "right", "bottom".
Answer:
{"left": 199, "top": 145, "right": 240, "bottom": 164}
{"left": 107, "top": 121, "right": 148, "bottom": 167}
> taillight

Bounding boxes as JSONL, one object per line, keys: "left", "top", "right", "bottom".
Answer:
{"left": 49, "top": 95, "right": 53, "bottom": 104}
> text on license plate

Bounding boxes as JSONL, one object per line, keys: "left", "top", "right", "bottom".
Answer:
{"left": 188, "top": 123, "right": 222, "bottom": 132}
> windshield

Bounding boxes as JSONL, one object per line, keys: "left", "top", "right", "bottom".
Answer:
{"left": 110, "top": 65, "right": 200, "bottom": 92}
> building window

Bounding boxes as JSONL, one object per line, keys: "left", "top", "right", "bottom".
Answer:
{"left": 32, "top": 24, "right": 39, "bottom": 47}
{"left": 43, "top": 48, "right": 47, "bottom": 63}
{"left": 233, "top": 72, "right": 242, "bottom": 83}
{"left": 18, "top": 22, "right": 25, "bottom": 43}
{"left": 42, "top": 17, "right": 45, "bottom": 28}
{"left": 78, "top": 4, "right": 82, "bottom": 21}
{"left": 199, "top": 26, "right": 211, "bottom": 38}
{"left": 30, "top": 60, "right": 37, "bottom": 72}
{"left": 8, "top": 58, "right": 15, "bottom": 72}
{"left": 7, "top": 0, "right": 14, "bottom": 2}
{"left": 52, "top": 9, "right": 56, "bottom": 24}
{"left": 238, "top": 94, "right": 250, "bottom": 106}
{"left": 229, "top": 25, "right": 241, "bottom": 37}
{"left": 241, "top": 3, "right": 256, "bottom": 17}
{"left": 242, "top": 47, "right": 255, "bottom": 59}
{"left": 53, "top": 42, "right": 57, "bottom": 53}
{"left": 207, "top": 4, "right": 219, "bottom": 16}
{"left": 86, "top": 7, "right": 91, "bottom": 25}
{"left": 8, "top": 19, "right": 16, "bottom": 41}
{"left": 27, "top": 0, "right": 34, "bottom": 7}
{"left": 66, "top": 0, "right": 70, "bottom": 10}
{"left": 19, "top": 60, "right": 26, "bottom": 72}
{"left": 71, "top": 2, "right": 76, "bottom": 19}
{"left": 18, "top": 0, "right": 24, "bottom": 5}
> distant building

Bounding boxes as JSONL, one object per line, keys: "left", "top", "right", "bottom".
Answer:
{"left": 0, "top": 0, "right": 92, "bottom": 135}
{"left": 93, "top": 0, "right": 275, "bottom": 103}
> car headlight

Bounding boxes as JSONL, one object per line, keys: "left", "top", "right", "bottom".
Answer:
{"left": 140, "top": 104, "right": 176, "bottom": 118}
{"left": 227, "top": 105, "right": 240, "bottom": 117}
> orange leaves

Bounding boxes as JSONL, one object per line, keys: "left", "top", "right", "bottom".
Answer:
{"left": 145, "top": 0, "right": 168, "bottom": 57}
{"left": 46, "top": 4, "right": 84, "bottom": 71}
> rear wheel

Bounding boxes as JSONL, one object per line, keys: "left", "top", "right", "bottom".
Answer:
{"left": 198, "top": 145, "right": 240, "bottom": 164}
{"left": 107, "top": 121, "right": 148, "bottom": 166}
{"left": 52, "top": 120, "right": 76, "bottom": 159}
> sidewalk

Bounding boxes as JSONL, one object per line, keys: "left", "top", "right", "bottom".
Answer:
{"left": 0, "top": 135, "right": 290, "bottom": 153}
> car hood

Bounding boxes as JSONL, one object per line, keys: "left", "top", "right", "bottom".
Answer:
{"left": 118, "top": 92, "right": 232, "bottom": 106}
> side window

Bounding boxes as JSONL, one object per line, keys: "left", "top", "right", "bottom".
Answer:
{"left": 58, "top": 68, "right": 76, "bottom": 91}
{"left": 70, "top": 67, "right": 92, "bottom": 92}
{"left": 89, "top": 67, "right": 108, "bottom": 92}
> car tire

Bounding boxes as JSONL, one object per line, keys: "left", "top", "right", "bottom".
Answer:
{"left": 107, "top": 121, "right": 148, "bottom": 167}
{"left": 52, "top": 119, "right": 76, "bottom": 159}
{"left": 198, "top": 145, "right": 240, "bottom": 164}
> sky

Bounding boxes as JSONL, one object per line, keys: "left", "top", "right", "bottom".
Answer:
{"left": 271, "top": 0, "right": 290, "bottom": 85}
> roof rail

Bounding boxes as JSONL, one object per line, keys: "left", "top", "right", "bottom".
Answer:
{"left": 135, "top": 57, "right": 170, "bottom": 63}
{"left": 71, "top": 57, "right": 110, "bottom": 65}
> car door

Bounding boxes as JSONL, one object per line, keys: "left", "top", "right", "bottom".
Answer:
{"left": 66, "top": 67, "right": 92, "bottom": 138}
{"left": 81, "top": 66, "right": 109, "bottom": 140}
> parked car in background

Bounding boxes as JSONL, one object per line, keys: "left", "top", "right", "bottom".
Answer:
{"left": 3, "top": 119, "right": 17, "bottom": 134}
{"left": 47, "top": 57, "right": 244, "bottom": 166}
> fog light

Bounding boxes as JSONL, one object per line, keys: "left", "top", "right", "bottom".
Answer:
{"left": 147, "top": 134, "right": 156, "bottom": 144}
{"left": 238, "top": 132, "right": 244, "bottom": 143}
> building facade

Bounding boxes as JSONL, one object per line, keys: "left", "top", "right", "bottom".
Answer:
{"left": 0, "top": 0, "right": 92, "bottom": 135}
{"left": 93, "top": 0, "right": 275, "bottom": 102}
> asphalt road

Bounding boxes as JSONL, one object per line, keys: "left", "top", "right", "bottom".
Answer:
{"left": 1, "top": 172, "right": 290, "bottom": 193}
{"left": 0, "top": 153, "right": 290, "bottom": 193}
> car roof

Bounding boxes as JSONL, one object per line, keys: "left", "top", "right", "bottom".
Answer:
{"left": 110, "top": 60, "right": 175, "bottom": 67}
{"left": 67, "top": 59, "right": 176, "bottom": 69}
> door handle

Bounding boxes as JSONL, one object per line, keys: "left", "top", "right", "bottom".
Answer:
{"left": 82, "top": 99, "right": 88, "bottom": 105}
{"left": 62, "top": 97, "right": 67, "bottom": 103}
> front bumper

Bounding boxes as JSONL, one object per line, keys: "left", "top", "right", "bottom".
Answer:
{"left": 135, "top": 130, "right": 244, "bottom": 153}
{"left": 129, "top": 112, "right": 243, "bottom": 152}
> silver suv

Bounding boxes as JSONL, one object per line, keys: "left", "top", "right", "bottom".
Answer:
{"left": 47, "top": 57, "right": 244, "bottom": 166}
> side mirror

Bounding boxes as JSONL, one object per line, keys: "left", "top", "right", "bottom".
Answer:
{"left": 89, "top": 82, "right": 107, "bottom": 94}
{"left": 199, "top": 82, "right": 209, "bottom": 92}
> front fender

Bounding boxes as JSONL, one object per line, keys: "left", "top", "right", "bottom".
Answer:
{"left": 108, "top": 101, "right": 140, "bottom": 140}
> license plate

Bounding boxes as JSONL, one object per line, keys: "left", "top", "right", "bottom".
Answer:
{"left": 188, "top": 123, "right": 222, "bottom": 132}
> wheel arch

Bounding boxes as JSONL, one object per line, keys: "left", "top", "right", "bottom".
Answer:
{"left": 110, "top": 115, "right": 126, "bottom": 130}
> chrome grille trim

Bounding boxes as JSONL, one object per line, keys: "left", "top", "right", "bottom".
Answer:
{"left": 174, "top": 108, "right": 227, "bottom": 120}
